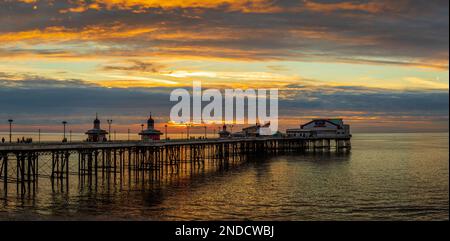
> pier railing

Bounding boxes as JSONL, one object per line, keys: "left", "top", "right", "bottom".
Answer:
{"left": 0, "top": 136, "right": 351, "bottom": 150}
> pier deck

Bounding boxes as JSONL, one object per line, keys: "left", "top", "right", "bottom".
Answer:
{"left": 0, "top": 136, "right": 350, "bottom": 151}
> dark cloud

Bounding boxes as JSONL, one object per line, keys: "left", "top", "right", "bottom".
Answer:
{"left": 281, "top": 85, "right": 449, "bottom": 114}
{"left": 0, "top": 1, "right": 448, "bottom": 131}
{"left": 0, "top": 0, "right": 447, "bottom": 66}
{"left": 0, "top": 86, "right": 172, "bottom": 126}
{"left": 0, "top": 72, "right": 98, "bottom": 88}
{"left": 0, "top": 78, "right": 447, "bottom": 127}
{"left": 101, "top": 60, "right": 167, "bottom": 73}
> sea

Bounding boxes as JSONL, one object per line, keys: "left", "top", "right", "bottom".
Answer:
{"left": 0, "top": 132, "right": 448, "bottom": 220}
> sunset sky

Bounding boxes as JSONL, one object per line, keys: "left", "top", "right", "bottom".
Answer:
{"left": 0, "top": 0, "right": 448, "bottom": 133}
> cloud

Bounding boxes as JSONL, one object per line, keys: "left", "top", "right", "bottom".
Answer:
{"left": 281, "top": 85, "right": 449, "bottom": 114}
{"left": 0, "top": 1, "right": 448, "bottom": 132}
{"left": 101, "top": 60, "right": 167, "bottom": 73}
{"left": 0, "top": 75, "right": 447, "bottom": 131}
{"left": 300, "top": 0, "right": 448, "bottom": 15}
{"left": 404, "top": 77, "right": 449, "bottom": 90}
{"left": 0, "top": 72, "right": 98, "bottom": 88}
{"left": 0, "top": 25, "right": 156, "bottom": 43}
{"left": 57, "top": 0, "right": 283, "bottom": 13}
{"left": 0, "top": 0, "right": 447, "bottom": 68}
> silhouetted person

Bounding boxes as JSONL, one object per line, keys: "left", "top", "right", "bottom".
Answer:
{"left": 1, "top": 137, "right": 4, "bottom": 143}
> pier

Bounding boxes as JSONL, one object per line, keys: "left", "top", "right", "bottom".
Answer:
{"left": 0, "top": 137, "right": 350, "bottom": 197}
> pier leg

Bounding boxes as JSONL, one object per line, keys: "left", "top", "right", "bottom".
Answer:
{"left": 1, "top": 153, "right": 7, "bottom": 195}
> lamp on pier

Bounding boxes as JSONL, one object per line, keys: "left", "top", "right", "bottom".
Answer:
{"left": 107, "top": 119, "right": 113, "bottom": 141}
{"left": 8, "top": 119, "right": 13, "bottom": 143}
{"left": 62, "top": 121, "right": 67, "bottom": 142}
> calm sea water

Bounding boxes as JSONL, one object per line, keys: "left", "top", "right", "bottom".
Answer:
{"left": 0, "top": 133, "right": 448, "bottom": 220}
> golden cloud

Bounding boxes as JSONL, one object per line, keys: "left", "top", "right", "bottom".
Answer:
{"left": 302, "top": 0, "right": 384, "bottom": 14}
{"left": 0, "top": 25, "right": 156, "bottom": 43}
{"left": 58, "top": 0, "right": 283, "bottom": 13}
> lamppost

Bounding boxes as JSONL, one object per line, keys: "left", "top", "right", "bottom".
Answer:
{"left": 187, "top": 124, "right": 190, "bottom": 139}
{"left": 186, "top": 123, "right": 193, "bottom": 139}
{"left": 107, "top": 119, "right": 113, "bottom": 141}
{"left": 8, "top": 119, "right": 13, "bottom": 143}
{"left": 128, "top": 128, "right": 130, "bottom": 141}
{"left": 62, "top": 121, "right": 67, "bottom": 142}
{"left": 38, "top": 128, "right": 41, "bottom": 143}
{"left": 204, "top": 126, "right": 207, "bottom": 139}
{"left": 180, "top": 121, "right": 184, "bottom": 139}
{"left": 164, "top": 124, "right": 168, "bottom": 140}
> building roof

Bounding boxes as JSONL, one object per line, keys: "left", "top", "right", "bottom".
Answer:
{"left": 328, "top": 118, "right": 343, "bottom": 126}
{"left": 301, "top": 119, "right": 343, "bottom": 129}
{"left": 93, "top": 113, "right": 100, "bottom": 123}
{"left": 218, "top": 130, "right": 230, "bottom": 135}
{"left": 85, "top": 129, "right": 108, "bottom": 135}
{"left": 242, "top": 125, "right": 260, "bottom": 131}
{"left": 286, "top": 128, "right": 311, "bottom": 132}
{"left": 231, "top": 131, "right": 245, "bottom": 136}
{"left": 139, "top": 129, "right": 162, "bottom": 135}
{"left": 147, "top": 113, "right": 154, "bottom": 125}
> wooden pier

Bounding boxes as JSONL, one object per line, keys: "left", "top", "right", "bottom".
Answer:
{"left": 0, "top": 137, "right": 350, "bottom": 196}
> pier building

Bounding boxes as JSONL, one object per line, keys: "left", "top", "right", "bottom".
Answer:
{"left": 85, "top": 114, "right": 108, "bottom": 142}
{"left": 286, "top": 119, "right": 351, "bottom": 138}
{"left": 218, "top": 124, "right": 231, "bottom": 138}
{"left": 139, "top": 113, "right": 162, "bottom": 141}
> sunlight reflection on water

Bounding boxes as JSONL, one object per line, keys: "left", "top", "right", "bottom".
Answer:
{"left": 0, "top": 133, "right": 448, "bottom": 220}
